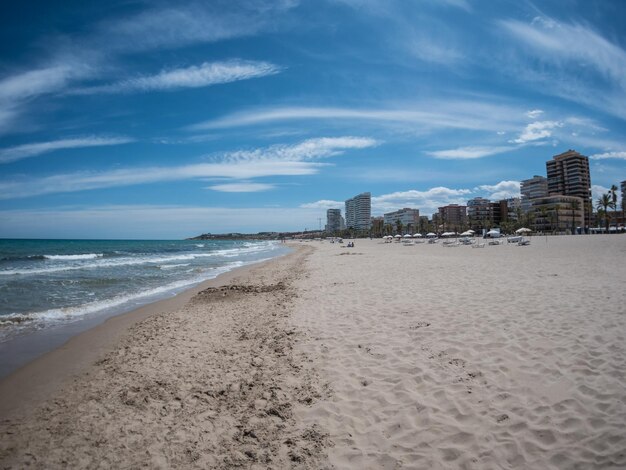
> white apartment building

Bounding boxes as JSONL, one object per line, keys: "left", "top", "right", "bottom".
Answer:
{"left": 520, "top": 175, "right": 548, "bottom": 212}
{"left": 326, "top": 208, "right": 342, "bottom": 234}
{"left": 383, "top": 208, "right": 420, "bottom": 233}
{"left": 345, "top": 192, "right": 372, "bottom": 231}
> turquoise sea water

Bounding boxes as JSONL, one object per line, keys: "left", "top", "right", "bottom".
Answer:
{"left": 0, "top": 239, "right": 288, "bottom": 343}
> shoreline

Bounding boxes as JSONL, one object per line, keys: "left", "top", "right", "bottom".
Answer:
{"left": 0, "top": 250, "right": 291, "bottom": 420}
{"left": 2, "top": 236, "right": 624, "bottom": 468}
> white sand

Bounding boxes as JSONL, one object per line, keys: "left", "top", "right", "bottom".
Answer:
{"left": 291, "top": 235, "right": 626, "bottom": 469}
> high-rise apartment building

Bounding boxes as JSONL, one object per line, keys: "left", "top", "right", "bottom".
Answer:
{"left": 326, "top": 208, "right": 342, "bottom": 234}
{"left": 546, "top": 150, "right": 591, "bottom": 227}
{"left": 467, "top": 197, "right": 492, "bottom": 229}
{"left": 345, "top": 192, "right": 372, "bottom": 231}
{"left": 520, "top": 175, "right": 548, "bottom": 212}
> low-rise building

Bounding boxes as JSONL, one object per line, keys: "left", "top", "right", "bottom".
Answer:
{"left": 530, "top": 195, "right": 584, "bottom": 233}
{"left": 383, "top": 208, "right": 420, "bottom": 234}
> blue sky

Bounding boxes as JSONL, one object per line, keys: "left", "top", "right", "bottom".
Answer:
{"left": 1, "top": 0, "right": 625, "bottom": 238}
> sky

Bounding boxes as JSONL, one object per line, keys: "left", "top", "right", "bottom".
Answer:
{"left": 1, "top": 0, "right": 625, "bottom": 238}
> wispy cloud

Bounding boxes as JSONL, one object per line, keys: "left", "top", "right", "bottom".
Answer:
{"left": 511, "top": 120, "right": 562, "bottom": 144}
{"left": 189, "top": 101, "right": 526, "bottom": 133}
{"left": 0, "top": 136, "right": 133, "bottom": 164}
{"left": 526, "top": 109, "right": 544, "bottom": 119}
{"left": 0, "top": 3, "right": 294, "bottom": 134}
{"left": 0, "top": 64, "right": 92, "bottom": 134}
{"left": 0, "top": 162, "right": 317, "bottom": 200}
{"left": 0, "top": 66, "right": 82, "bottom": 102}
{"left": 207, "top": 182, "right": 275, "bottom": 192}
{"left": 408, "top": 36, "right": 464, "bottom": 66}
{"left": 590, "top": 151, "right": 626, "bottom": 161}
{"left": 501, "top": 16, "right": 626, "bottom": 88}
{"left": 73, "top": 60, "right": 281, "bottom": 94}
{"left": 95, "top": 2, "right": 296, "bottom": 53}
{"left": 501, "top": 16, "right": 626, "bottom": 120}
{"left": 220, "top": 136, "right": 379, "bottom": 163}
{"left": 426, "top": 146, "right": 513, "bottom": 160}
{"left": 0, "top": 136, "right": 376, "bottom": 199}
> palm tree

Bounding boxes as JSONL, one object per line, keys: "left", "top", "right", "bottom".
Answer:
{"left": 538, "top": 206, "right": 549, "bottom": 232}
{"left": 395, "top": 219, "right": 403, "bottom": 235}
{"left": 596, "top": 193, "right": 612, "bottom": 233}
{"left": 570, "top": 200, "right": 580, "bottom": 234}
{"left": 610, "top": 185, "right": 618, "bottom": 232}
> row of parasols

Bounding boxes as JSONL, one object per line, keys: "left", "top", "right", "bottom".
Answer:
{"left": 382, "top": 227, "right": 532, "bottom": 239}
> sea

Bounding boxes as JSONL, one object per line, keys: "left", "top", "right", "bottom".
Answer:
{"left": 0, "top": 239, "right": 289, "bottom": 376}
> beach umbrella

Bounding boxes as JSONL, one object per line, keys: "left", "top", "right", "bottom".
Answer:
{"left": 460, "top": 231, "right": 473, "bottom": 236}
{"left": 426, "top": 232, "right": 436, "bottom": 237}
{"left": 403, "top": 234, "right": 412, "bottom": 238}
{"left": 413, "top": 233, "right": 423, "bottom": 238}
{"left": 394, "top": 234, "right": 402, "bottom": 238}
{"left": 486, "top": 229, "right": 500, "bottom": 236}
{"left": 467, "top": 229, "right": 475, "bottom": 234}
{"left": 515, "top": 227, "right": 531, "bottom": 234}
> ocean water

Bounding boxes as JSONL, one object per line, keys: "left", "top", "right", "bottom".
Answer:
{"left": 0, "top": 239, "right": 288, "bottom": 343}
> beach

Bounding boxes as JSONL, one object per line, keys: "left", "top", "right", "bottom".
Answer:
{"left": 1, "top": 235, "right": 625, "bottom": 468}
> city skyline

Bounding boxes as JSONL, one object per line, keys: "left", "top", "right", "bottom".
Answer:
{"left": 1, "top": 1, "right": 626, "bottom": 238}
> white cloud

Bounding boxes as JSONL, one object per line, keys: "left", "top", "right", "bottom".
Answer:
{"left": 426, "top": 146, "right": 513, "bottom": 159}
{"left": 409, "top": 36, "right": 463, "bottom": 66}
{"left": 299, "top": 187, "right": 475, "bottom": 218}
{"left": 477, "top": 180, "right": 520, "bottom": 200}
{"left": 502, "top": 16, "right": 626, "bottom": 89}
{"left": 0, "top": 66, "right": 81, "bottom": 102}
{"left": 207, "top": 182, "right": 275, "bottom": 192}
{"left": 591, "top": 184, "right": 610, "bottom": 202}
{"left": 95, "top": 2, "right": 297, "bottom": 53}
{"left": 0, "top": 136, "right": 133, "bottom": 164}
{"left": 0, "top": 64, "right": 92, "bottom": 134}
{"left": 0, "top": 136, "right": 376, "bottom": 199}
{"left": 500, "top": 16, "right": 626, "bottom": 120}
{"left": 526, "top": 109, "right": 544, "bottom": 119}
{"left": 74, "top": 60, "right": 280, "bottom": 94}
{"left": 371, "top": 187, "right": 472, "bottom": 215}
{"left": 511, "top": 120, "right": 563, "bottom": 144}
{"left": 0, "top": 162, "right": 318, "bottom": 200}
{"left": 221, "top": 136, "right": 378, "bottom": 163}
{"left": 590, "top": 151, "right": 626, "bottom": 161}
{"left": 189, "top": 101, "right": 526, "bottom": 133}
{"left": 299, "top": 200, "right": 344, "bottom": 209}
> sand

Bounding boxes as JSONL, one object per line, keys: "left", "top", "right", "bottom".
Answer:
{"left": 1, "top": 235, "right": 625, "bottom": 469}
{"left": 291, "top": 235, "right": 626, "bottom": 469}
{"left": 0, "top": 247, "right": 328, "bottom": 469}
